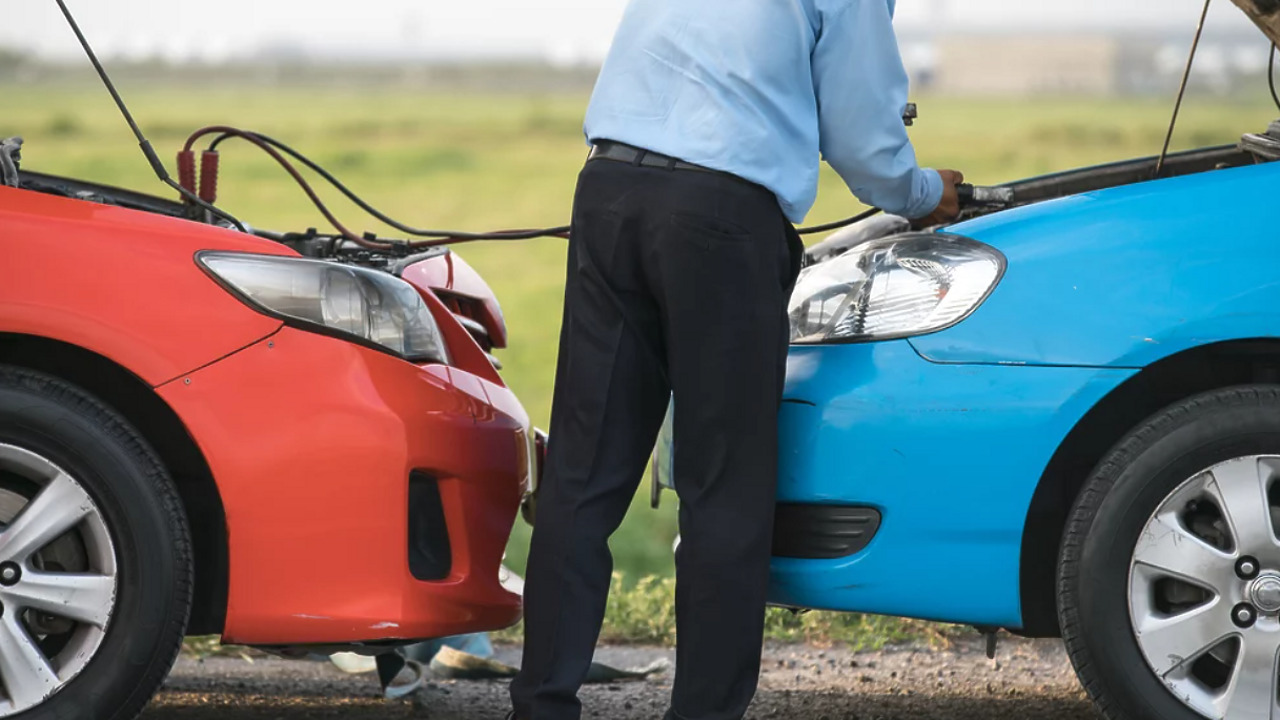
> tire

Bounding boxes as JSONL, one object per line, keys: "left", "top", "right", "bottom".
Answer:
{"left": 0, "top": 365, "right": 192, "bottom": 720}
{"left": 1060, "top": 385, "right": 1280, "bottom": 720}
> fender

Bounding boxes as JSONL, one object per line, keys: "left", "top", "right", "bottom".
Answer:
{"left": 402, "top": 250, "right": 508, "bottom": 349}
{"left": 0, "top": 186, "right": 286, "bottom": 385}
{"left": 911, "top": 161, "right": 1280, "bottom": 368}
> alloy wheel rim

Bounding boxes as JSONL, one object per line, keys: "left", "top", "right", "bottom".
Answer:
{"left": 1129, "top": 455, "right": 1280, "bottom": 719}
{"left": 0, "top": 444, "right": 117, "bottom": 715}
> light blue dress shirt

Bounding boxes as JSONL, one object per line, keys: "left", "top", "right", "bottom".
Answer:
{"left": 584, "top": 0, "right": 942, "bottom": 222}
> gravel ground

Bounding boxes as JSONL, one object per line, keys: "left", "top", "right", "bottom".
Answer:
{"left": 145, "top": 637, "right": 1098, "bottom": 720}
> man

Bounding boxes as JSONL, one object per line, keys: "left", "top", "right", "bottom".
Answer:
{"left": 510, "top": 1, "right": 963, "bottom": 718}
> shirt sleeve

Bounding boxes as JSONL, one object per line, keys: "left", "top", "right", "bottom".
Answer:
{"left": 812, "top": 0, "right": 942, "bottom": 219}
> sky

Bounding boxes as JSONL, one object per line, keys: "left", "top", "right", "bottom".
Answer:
{"left": 2, "top": 0, "right": 1266, "bottom": 64}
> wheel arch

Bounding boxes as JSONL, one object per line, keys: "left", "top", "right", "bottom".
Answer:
{"left": 0, "top": 332, "right": 229, "bottom": 636}
{"left": 1018, "top": 339, "right": 1280, "bottom": 637}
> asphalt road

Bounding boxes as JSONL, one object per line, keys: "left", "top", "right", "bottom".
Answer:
{"left": 144, "top": 637, "right": 1100, "bottom": 720}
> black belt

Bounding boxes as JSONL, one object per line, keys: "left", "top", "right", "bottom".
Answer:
{"left": 588, "top": 141, "right": 715, "bottom": 173}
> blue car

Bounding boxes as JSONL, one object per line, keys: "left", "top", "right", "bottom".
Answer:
{"left": 653, "top": 122, "right": 1280, "bottom": 719}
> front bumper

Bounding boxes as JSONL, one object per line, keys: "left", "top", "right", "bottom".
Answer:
{"left": 770, "top": 341, "right": 1134, "bottom": 628}
{"left": 653, "top": 341, "right": 1134, "bottom": 629}
{"left": 158, "top": 326, "right": 528, "bottom": 646}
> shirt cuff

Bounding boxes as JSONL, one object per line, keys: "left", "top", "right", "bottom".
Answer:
{"left": 902, "top": 168, "right": 944, "bottom": 220}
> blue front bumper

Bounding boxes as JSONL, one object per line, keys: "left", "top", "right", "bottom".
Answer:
{"left": 768, "top": 341, "right": 1134, "bottom": 628}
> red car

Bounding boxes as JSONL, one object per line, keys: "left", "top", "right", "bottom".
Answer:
{"left": 0, "top": 157, "right": 535, "bottom": 719}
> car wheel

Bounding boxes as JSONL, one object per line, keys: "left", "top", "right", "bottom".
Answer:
{"left": 0, "top": 365, "right": 192, "bottom": 719}
{"left": 1060, "top": 385, "right": 1280, "bottom": 720}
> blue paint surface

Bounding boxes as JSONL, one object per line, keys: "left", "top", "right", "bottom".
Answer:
{"left": 770, "top": 342, "right": 1131, "bottom": 626}
{"left": 654, "top": 162, "right": 1280, "bottom": 629}
{"left": 913, "top": 162, "right": 1280, "bottom": 367}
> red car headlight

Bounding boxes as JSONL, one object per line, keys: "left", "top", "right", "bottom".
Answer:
{"left": 199, "top": 251, "right": 450, "bottom": 365}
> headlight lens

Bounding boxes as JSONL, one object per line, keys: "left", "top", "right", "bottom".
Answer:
{"left": 789, "top": 233, "right": 1005, "bottom": 344}
{"left": 199, "top": 252, "right": 449, "bottom": 364}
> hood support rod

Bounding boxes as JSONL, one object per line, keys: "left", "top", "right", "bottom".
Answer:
{"left": 1156, "top": 0, "right": 1214, "bottom": 179}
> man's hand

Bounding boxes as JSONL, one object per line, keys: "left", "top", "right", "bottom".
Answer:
{"left": 913, "top": 169, "right": 965, "bottom": 228}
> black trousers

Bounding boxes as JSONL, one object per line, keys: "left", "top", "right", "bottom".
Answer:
{"left": 510, "top": 157, "right": 802, "bottom": 720}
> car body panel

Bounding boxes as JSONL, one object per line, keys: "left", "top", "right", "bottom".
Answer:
{"left": 408, "top": 255, "right": 508, "bottom": 388}
{"left": 912, "top": 162, "right": 1280, "bottom": 368}
{"left": 654, "top": 341, "right": 1135, "bottom": 627}
{"left": 731, "top": 158, "right": 1280, "bottom": 628}
{"left": 0, "top": 185, "right": 289, "bottom": 386}
{"left": 648, "top": 159, "right": 1280, "bottom": 627}
{"left": 771, "top": 342, "right": 1133, "bottom": 626}
{"left": 402, "top": 252, "right": 508, "bottom": 349}
{"left": 156, "top": 326, "right": 525, "bottom": 645}
{"left": 2, "top": 183, "right": 530, "bottom": 646}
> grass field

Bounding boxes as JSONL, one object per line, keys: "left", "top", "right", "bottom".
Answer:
{"left": 5, "top": 82, "right": 1278, "bottom": 585}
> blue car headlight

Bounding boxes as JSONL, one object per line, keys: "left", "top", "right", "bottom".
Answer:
{"left": 789, "top": 233, "right": 1005, "bottom": 344}
{"left": 199, "top": 252, "right": 450, "bottom": 364}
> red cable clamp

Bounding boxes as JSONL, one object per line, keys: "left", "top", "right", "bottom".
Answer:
{"left": 199, "top": 151, "right": 219, "bottom": 204}
{"left": 176, "top": 150, "right": 196, "bottom": 200}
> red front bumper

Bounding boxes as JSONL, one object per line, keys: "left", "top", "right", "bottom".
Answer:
{"left": 158, "top": 327, "right": 527, "bottom": 646}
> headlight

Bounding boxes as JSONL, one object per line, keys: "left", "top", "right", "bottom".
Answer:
{"left": 789, "top": 233, "right": 1005, "bottom": 344}
{"left": 199, "top": 252, "right": 450, "bottom": 364}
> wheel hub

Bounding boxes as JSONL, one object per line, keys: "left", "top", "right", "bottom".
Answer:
{"left": 1129, "top": 455, "right": 1280, "bottom": 719}
{"left": 0, "top": 444, "right": 118, "bottom": 716}
{"left": 1248, "top": 573, "right": 1280, "bottom": 614}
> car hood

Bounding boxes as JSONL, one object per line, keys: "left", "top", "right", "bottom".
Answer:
{"left": 805, "top": 144, "right": 1255, "bottom": 264}
{"left": 0, "top": 179, "right": 290, "bottom": 258}
{"left": 1232, "top": 0, "right": 1280, "bottom": 47}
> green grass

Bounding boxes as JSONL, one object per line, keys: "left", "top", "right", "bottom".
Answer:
{"left": 4, "top": 83, "right": 1277, "bottom": 586}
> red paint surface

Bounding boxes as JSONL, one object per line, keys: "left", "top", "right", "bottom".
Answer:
{"left": 403, "top": 251, "right": 509, "bottom": 349}
{"left": 159, "top": 328, "right": 525, "bottom": 644}
{"left": 0, "top": 185, "right": 286, "bottom": 384}
{"left": 2, "top": 186, "right": 527, "bottom": 645}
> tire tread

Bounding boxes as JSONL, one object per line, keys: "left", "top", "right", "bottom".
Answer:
{"left": 1058, "top": 385, "right": 1280, "bottom": 720}
{"left": 0, "top": 365, "right": 193, "bottom": 720}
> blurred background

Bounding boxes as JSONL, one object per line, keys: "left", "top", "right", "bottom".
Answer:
{"left": 3, "top": 0, "right": 1278, "bottom": 584}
